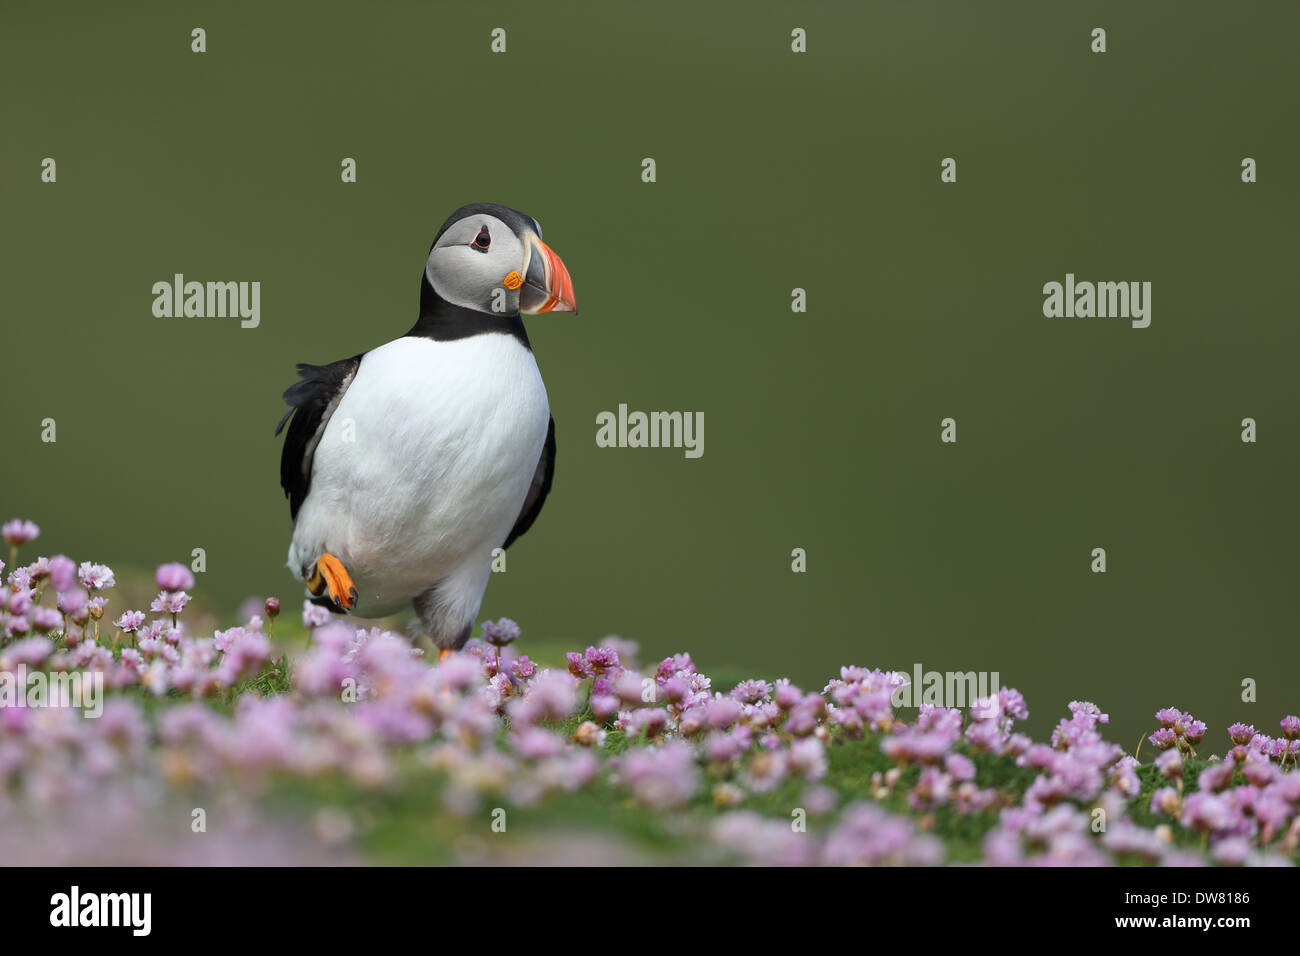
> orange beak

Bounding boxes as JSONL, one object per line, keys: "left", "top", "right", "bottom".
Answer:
{"left": 521, "top": 235, "right": 578, "bottom": 314}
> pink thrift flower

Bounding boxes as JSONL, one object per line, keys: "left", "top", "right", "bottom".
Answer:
{"left": 78, "top": 562, "right": 116, "bottom": 590}
{"left": 1227, "top": 722, "right": 1256, "bottom": 745}
{"left": 1148, "top": 728, "right": 1177, "bottom": 750}
{"left": 2, "top": 519, "right": 40, "bottom": 547}
{"left": 481, "top": 618, "right": 520, "bottom": 647}
{"left": 155, "top": 562, "right": 196, "bottom": 592}
{"left": 47, "top": 555, "right": 77, "bottom": 592}
{"left": 150, "top": 590, "right": 190, "bottom": 615}
{"left": 302, "top": 601, "right": 333, "bottom": 629}
{"left": 31, "top": 606, "right": 62, "bottom": 633}
{"left": 1280, "top": 715, "right": 1300, "bottom": 740}
{"left": 1155, "top": 748, "right": 1183, "bottom": 781}
{"left": 113, "top": 610, "right": 146, "bottom": 633}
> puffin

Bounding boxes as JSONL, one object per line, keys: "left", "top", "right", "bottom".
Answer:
{"left": 275, "top": 202, "right": 576, "bottom": 655}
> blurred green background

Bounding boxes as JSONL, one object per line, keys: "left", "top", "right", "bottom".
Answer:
{"left": 2, "top": 0, "right": 1297, "bottom": 746}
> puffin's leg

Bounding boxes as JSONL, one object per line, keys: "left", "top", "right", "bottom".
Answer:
{"left": 306, "top": 553, "right": 358, "bottom": 610}
{"left": 413, "top": 587, "right": 474, "bottom": 663}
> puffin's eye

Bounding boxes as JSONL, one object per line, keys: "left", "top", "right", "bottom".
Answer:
{"left": 472, "top": 226, "right": 491, "bottom": 252}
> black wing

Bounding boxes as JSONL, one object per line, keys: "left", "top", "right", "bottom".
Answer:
{"left": 503, "top": 415, "right": 556, "bottom": 549}
{"left": 275, "top": 354, "right": 363, "bottom": 520}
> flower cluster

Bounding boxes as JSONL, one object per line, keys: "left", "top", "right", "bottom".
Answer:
{"left": 2, "top": 531, "right": 274, "bottom": 699}
{"left": 1144, "top": 717, "right": 1300, "bottom": 861}
{"left": 1147, "top": 707, "right": 1207, "bottom": 754}
{"left": 2, "top": 517, "right": 1298, "bottom": 866}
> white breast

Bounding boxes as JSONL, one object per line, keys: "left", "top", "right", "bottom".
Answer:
{"left": 289, "top": 334, "right": 550, "bottom": 616}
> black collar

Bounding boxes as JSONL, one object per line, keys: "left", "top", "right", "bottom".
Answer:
{"left": 406, "top": 274, "right": 532, "bottom": 348}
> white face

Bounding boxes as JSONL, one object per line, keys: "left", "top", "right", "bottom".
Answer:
{"left": 425, "top": 214, "right": 530, "bottom": 314}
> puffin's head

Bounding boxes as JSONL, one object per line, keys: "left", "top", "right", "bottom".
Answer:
{"left": 424, "top": 202, "right": 577, "bottom": 316}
